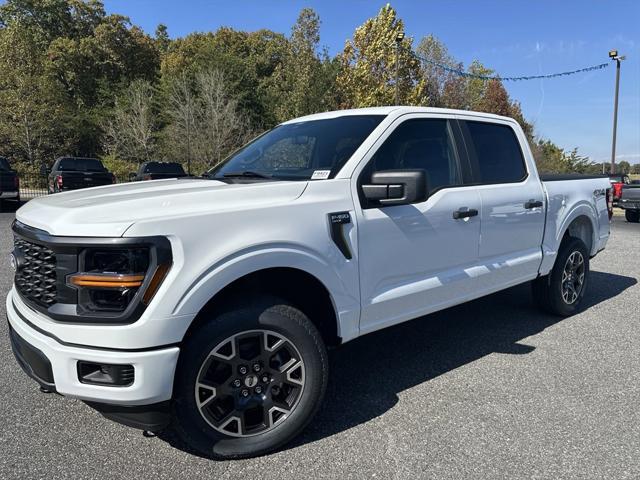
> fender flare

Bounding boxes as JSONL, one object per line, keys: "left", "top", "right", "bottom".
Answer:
{"left": 171, "top": 243, "right": 358, "bottom": 337}
{"left": 540, "top": 201, "right": 598, "bottom": 276}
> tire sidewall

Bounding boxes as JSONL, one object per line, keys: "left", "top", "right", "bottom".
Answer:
{"left": 172, "top": 297, "right": 327, "bottom": 459}
{"left": 549, "top": 238, "right": 590, "bottom": 316}
{"left": 625, "top": 209, "right": 639, "bottom": 223}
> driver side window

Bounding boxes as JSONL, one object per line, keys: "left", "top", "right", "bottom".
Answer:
{"left": 365, "top": 119, "right": 461, "bottom": 193}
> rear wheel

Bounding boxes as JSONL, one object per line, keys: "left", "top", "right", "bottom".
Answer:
{"left": 172, "top": 296, "right": 328, "bottom": 459}
{"left": 625, "top": 209, "right": 640, "bottom": 223}
{"left": 532, "top": 237, "right": 589, "bottom": 316}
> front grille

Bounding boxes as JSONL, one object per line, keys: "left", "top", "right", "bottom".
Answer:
{"left": 14, "top": 236, "right": 58, "bottom": 307}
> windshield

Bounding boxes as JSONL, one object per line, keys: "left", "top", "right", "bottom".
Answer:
{"left": 209, "top": 115, "right": 384, "bottom": 180}
{"left": 0, "top": 157, "right": 10, "bottom": 171}
{"left": 58, "top": 158, "right": 106, "bottom": 172}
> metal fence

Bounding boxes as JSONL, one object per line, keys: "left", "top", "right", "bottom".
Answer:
{"left": 18, "top": 174, "right": 131, "bottom": 200}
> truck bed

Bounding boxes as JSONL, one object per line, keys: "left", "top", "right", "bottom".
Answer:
{"left": 538, "top": 175, "right": 611, "bottom": 276}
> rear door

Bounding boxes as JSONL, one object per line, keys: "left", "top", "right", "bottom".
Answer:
{"left": 458, "top": 118, "right": 546, "bottom": 291}
{"left": 354, "top": 114, "right": 482, "bottom": 334}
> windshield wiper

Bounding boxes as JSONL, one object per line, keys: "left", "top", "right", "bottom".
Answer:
{"left": 222, "top": 170, "right": 272, "bottom": 179}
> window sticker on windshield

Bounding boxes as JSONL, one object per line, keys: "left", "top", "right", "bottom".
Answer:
{"left": 311, "top": 170, "right": 331, "bottom": 180}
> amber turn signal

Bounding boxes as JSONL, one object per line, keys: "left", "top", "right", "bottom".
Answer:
{"left": 69, "top": 273, "right": 145, "bottom": 288}
{"left": 142, "top": 264, "right": 171, "bottom": 304}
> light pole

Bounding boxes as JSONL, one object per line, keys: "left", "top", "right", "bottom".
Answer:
{"left": 395, "top": 32, "right": 405, "bottom": 105}
{"left": 609, "top": 49, "right": 626, "bottom": 174}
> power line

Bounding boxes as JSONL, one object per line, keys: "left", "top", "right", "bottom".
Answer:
{"left": 411, "top": 52, "right": 609, "bottom": 82}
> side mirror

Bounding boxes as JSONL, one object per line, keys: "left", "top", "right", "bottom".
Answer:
{"left": 362, "top": 170, "right": 428, "bottom": 207}
{"left": 128, "top": 172, "right": 136, "bottom": 181}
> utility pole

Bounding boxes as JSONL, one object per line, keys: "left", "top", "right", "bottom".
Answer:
{"left": 395, "top": 32, "right": 405, "bottom": 105}
{"left": 609, "top": 49, "right": 626, "bottom": 174}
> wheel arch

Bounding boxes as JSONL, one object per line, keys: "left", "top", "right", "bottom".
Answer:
{"left": 561, "top": 213, "right": 595, "bottom": 254}
{"left": 181, "top": 266, "right": 343, "bottom": 349}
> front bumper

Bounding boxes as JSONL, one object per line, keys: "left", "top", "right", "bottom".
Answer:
{"left": 6, "top": 291, "right": 180, "bottom": 406}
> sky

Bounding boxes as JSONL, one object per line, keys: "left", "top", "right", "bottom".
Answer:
{"left": 100, "top": 1, "right": 638, "bottom": 165}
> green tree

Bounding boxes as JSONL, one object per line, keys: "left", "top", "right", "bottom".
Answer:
{"left": 0, "top": 25, "right": 74, "bottom": 166}
{"left": 617, "top": 160, "right": 631, "bottom": 174}
{"left": 161, "top": 28, "right": 288, "bottom": 129}
{"left": 269, "top": 8, "right": 336, "bottom": 122}
{"left": 415, "top": 34, "right": 461, "bottom": 107}
{"left": 337, "top": 4, "right": 426, "bottom": 108}
{"left": 155, "top": 23, "right": 170, "bottom": 54}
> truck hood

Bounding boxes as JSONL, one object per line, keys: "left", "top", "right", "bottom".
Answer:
{"left": 16, "top": 179, "right": 308, "bottom": 237}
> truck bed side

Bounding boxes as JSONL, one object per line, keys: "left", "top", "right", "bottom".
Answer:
{"left": 538, "top": 176, "right": 610, "bottom": 276}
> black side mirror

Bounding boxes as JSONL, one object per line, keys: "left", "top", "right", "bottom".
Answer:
{"left": 362, "top": 170, "right": 428, "bottom": 207}
{"left": 128, "top": 172, "right": 136, "bottom": 181}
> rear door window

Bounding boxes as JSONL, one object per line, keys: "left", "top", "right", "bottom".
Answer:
{"left": 462, "top": 121, "right": 526, "bottom": 184}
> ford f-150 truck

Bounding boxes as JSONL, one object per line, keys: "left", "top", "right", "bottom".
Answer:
{"left": 7, "top": 107, "right": 612, "bottom": 459}
{"left": 47, "top": 157, "right": 115, "bottom": 193}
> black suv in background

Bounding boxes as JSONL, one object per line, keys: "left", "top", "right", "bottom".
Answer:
{"left": 48, "top": 157, "right": 114, "bottom": 193}
{"left": 131, "top": 161, "right": 187, "bottom": 181}
{"left": 0, "top": 157, "right": 20, "bottom": 208}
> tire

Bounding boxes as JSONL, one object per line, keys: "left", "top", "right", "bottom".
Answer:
{"left": 532, "top": 237, "right": 590, "bottom": 316}
{"left": 171, "top": 296, "right": 328, "bottom": 459}
{"left": 625, "top": 209, "right": 640, "bottom": 223}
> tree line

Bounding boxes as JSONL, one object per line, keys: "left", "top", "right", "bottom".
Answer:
{"left": 0, "top": 1, "right": 631, "bottom": 177}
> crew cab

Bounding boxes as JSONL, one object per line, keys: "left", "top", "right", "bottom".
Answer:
{"left": 132, "top": 161, "right": 188, "bottom": 181}
{"left": 47, "top": 157, "right": 115, "bottom": 193}
{"left": 0, "top": 156, "right": 20, "bottom": 208}
{"left": 7, "top": 107, "right": 612, "bottom": 459}
{"left": 620, "top": 183, "right": 640, "bottom": 223}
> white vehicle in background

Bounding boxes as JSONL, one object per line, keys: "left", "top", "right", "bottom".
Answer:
{"left": 7, "top": 107, "right": 612, "bottom": 459}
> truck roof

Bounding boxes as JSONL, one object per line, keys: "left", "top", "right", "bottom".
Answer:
{"left": 281, "top": 106, "right": 517, "bottom": 125}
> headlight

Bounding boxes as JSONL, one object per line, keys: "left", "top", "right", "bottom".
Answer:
{"left": 68, "top": 247, "right": 170, "bottom": 314}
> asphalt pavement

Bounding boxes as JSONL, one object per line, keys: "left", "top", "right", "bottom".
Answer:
{"left": 0, "top": 206, "right": 638, "bottom": 479}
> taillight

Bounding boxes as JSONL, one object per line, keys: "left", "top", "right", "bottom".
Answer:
{"left": 56, "top": 175, "right": 63, "bottom": 188}
{"left": 614, "top": 183, "right": 622, "bottom": 198}
{"left": 14, "top": 176, "right": 19, "bottom": 189}
{"left": 606, "top": 188, "right": 613, "bottom": 220}
{"left": 111, "top": 173, "right": 116, "bottom": 184}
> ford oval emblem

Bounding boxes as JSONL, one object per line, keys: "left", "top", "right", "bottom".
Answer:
{"left": 9, "top": 250, "right": 25, "bottom": 271}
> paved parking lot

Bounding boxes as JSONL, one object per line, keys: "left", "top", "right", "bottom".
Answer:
{"left": 0, "top": 208, "right": 638, "bottom": 479}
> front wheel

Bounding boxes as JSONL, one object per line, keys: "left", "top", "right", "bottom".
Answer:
{"left": 172, "top": 296, "right": 328, "bottom": 459}
{"left": 532, "top": 237, "right": 590, "bottom": 316}
{"left": 625, "top": 209, "right": 640, "bottom": 223}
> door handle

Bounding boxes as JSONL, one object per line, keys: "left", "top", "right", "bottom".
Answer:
{"left": 524, "top": 199, "right": 543, "bottom": 209}
{"left": 452, "top": 208, "right": 478, "bottom": 219}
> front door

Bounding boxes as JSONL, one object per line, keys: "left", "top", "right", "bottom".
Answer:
{"left": 354, "top": 116, "right": 482, "bottom": 334}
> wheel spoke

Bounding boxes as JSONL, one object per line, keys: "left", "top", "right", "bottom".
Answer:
{"left": 195, "top": 328, "right": 306, "bottom": 438}
{"left": 196, "top": 382, "right": 217, "bottom": 409}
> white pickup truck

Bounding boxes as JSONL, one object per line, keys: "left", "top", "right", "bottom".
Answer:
{"left": 7, "top": 107, "right": 612, "bottom": 459}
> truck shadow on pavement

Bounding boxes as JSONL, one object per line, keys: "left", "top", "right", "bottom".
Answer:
{"left": 159, "top": 270, "right": 636, "bottom": 457}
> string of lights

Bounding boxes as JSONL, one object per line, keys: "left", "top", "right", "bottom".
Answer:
{"left": 411, "top": 52, "right": 610, "bottom": 82}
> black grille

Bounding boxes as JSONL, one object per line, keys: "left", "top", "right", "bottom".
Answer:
{"left": 14, "top": 236, "right": 57, "bottom": 307}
